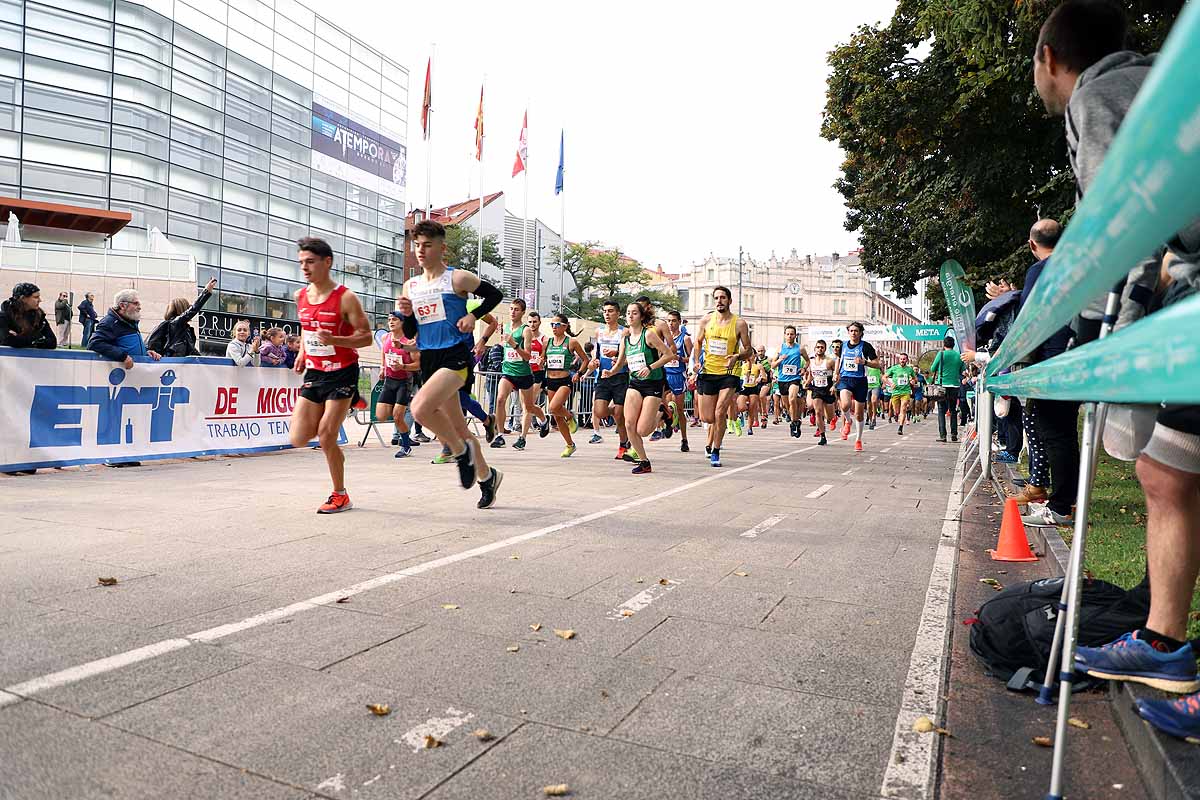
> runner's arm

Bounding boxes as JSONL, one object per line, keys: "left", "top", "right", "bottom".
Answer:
{"left": 569, "top": 339, "right": 589, "bottom": 381}
{"left": 603, "top": 338, "right": 628, "bottom": 377}
{"left": 396, "top": 292, "right": 418, "bottom": 339}
{"left": 733, "top": 319, "right": 752, "bottom": 361}
{"left": 451, "top": 269, "right": 504, "bottom": 332}
{"left": 861, "top": 342, "right": 881, "bottom": 370}
{"left": 692, "top": 321, "right": 707, "bottom": 372}
{"left": 644, "top": 329, "right": 675, "bottom": 371}
{"left": 319, "top": 290, "right": 372, "bottom": 348}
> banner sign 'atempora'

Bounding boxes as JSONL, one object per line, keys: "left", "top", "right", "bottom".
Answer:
{"left": 986, "top": 293, "right": 1200, "bottom": 404}
{"left": 311, "top": 102, "right": 407, "bottom": 201}
{"left": 0, "top": 350, "right": 344, "bottom": 471}
{"left": 987, "top": 2, "right": 1200, "bottom": 376}
{"left": 939, "top": 260, "right": 976, "bottom": 352}
{"left": 803, "top": 324, "right": 950, "bottom": 342}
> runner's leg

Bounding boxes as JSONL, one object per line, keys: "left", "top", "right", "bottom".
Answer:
{"left": 549, "top": 386, "right": 575, "bottom": 447}
{"left": 624, "top": 388, "right": 646, "bottom": 462}
{"left": 413, "top": 369, "right": 491, "bottom": 481}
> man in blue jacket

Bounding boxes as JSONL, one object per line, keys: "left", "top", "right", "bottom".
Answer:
{"left": 77, "top": 292, "right": 99, "bottom": 346}
{"left": 88, "top": 289, "right": 162, "bottom": 369}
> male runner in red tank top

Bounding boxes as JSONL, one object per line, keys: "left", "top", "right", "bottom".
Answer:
{"left": 289, "top": 237, "right": 373, "bottom": 513}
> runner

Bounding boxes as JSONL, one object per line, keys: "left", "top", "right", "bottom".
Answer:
{"left": 490, "top": 299, "right": 547, "bottom": 451}
{"left": 694, "top": 286, "right": 751, "bottom": 467}
{"left": 663, "top": 309, "right": 693, "bottom": 452}
{"left": 755, "top": 346, "right": 773, "bottom": 428}
{"left": 913, "top": 370, "right": 928, "bottom": 421}
{"left": 805, "top": 339, "right": 836, "bottom": 446}
{"left": 772, "top": 325, "right": 806, "bottom": 438}
{"left": 584, "top": 299, "right": 632, "bottom": 460}
{"left": 884, "top": 352, "right": 918, "bottom": 435}
{"left": 603, "top": 302, "right": 674, "bottom": 474}
{"left": 521, "top": 310, "right": 550, "bottom": 445}
{"left": 636, "top": 295, "right": 675, "bottom": 444}
{"left": 543, "top": 313, "right": 589, "bottom": 457}
{"left": 834, "top": 322, "right": 880, "bottom": 453}
{"left": 398, "top": 219, "right": 504, "bottom": 508}
{"left": 866, "top": 362, "right": 883, "bottom": 430}
{"left": 737, "top": 353, "right": 763, "bottom": 437}
{"left": 289, "top": 237, "right": 374, "bottom": 513}
{"left": 376, "top": 312, "right": 419, "bottom": 457}
{"left": 829, "top": 338, "right": 845, "bottom": 428}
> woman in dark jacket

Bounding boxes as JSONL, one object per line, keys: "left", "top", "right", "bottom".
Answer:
{"left": 0, "top": 282, "right": 56, "bottom": 349}
{"left": 146, "top": 278, "right": 217, "bottom": 357}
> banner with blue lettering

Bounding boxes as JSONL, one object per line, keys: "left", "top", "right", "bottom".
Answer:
{"left": 0, "top": 350, "right": 324, "bottom": 471}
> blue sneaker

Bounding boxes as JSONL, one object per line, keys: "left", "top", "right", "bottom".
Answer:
{"left": 710, "top": 451, "right": 721, "bottom": 468}
{"left": 1075, "top": 632, "right": 1200, "bottom": 693}
{"left": 394, "top": 446, "right": 412, "bottom": 459}
{"left": 1136, "top": 692, "right": 1200, "bottom": 743}
{"left": 650, "top": 430, "right": 663, "bottom": 442}
{"left": 995, "top": 451, "right": 1019, "bottom": 464}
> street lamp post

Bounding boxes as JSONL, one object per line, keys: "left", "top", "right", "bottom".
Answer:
{"left": 737, "top": 245, "right": 743, "bottom": 315}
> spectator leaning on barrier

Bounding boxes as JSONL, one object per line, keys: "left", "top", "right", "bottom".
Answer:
{"left": 146, "top": 277, "right": 217, "bottom": 358}
{"left": 78, "top": 292, "right": 99, "bottom": 346}
{"left": 54, "top": 291, "right": 72, "bottom": 347}
{"left": 284, "top": 334, "right": 301, "bottom": 370}
{"left": 226, "top": 320, "right": 261, "bottom": 366}
{"left": 929, "top": 337, "right": 962, "bottom": 443}
{"left": 90, "top": 289, "right": 162, "bottom": 368}
{"left": 0, "top": 282, "right": 56, "bottom": 349}
{"left": 259, "top": 327, "right": 288, "bottom": 366}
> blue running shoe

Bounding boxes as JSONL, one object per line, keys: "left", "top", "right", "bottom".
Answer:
{"left": 650, "top": 430, "right": 663, "bottom": 442}
{"left": 394, "top": 446, "right": 412, "bottom": 459}
{"left": 1136, "top": 692, "right": 1200, "bottom": 743}
{"left": 710, "top": 451, "right": 721, "bottom": 468}
{"left": 1075, "top": 632, "right": 1200, "bottom": 693}
{"left": 995, "top": 451, "right": 1019, "bottom": 464}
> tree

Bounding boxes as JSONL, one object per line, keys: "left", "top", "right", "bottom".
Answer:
{"left": 821, "top": 0, "right": 1182, "bottom": 300}
{"left": 553, "top": 242, "right": 678, "bottom": 320}
{"left": 445, "top": 224, "right": 505, "bottom": 279}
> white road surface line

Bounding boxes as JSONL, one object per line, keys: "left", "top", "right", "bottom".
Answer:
{"left": 397, "top": 707, "right": 475, "bottom": 753}
{"left": 881, "top": 447, "right": 893, "bottom": 453}
{"left": 0, "top": 444, "right": 818, "bottom": 709}
{"left": 841, "top": 469, "right": 854, "bottom": 476}
{"left": 879, "top": 435, "right": 967, "bottom": 798}
{"left": 605, "top": 579, "right": 681, "bottom": 620}
{"left": 738, "top": 513, "right": 787, "bottom": 539}
{"left": 805, "top": 484, "right": 833, "bottom": 499}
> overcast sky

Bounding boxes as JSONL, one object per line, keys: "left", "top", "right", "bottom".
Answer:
{"left": 307, "top": 1, "right": 898, "bottom": 272}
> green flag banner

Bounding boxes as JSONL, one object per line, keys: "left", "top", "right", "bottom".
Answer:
{"left": 988, "top": 2, "right": 1200, "bottom": 377}
{"left": 803, "top": 324, "right": 949, "bottom": 342}
{"left": 987, "top": 294, "right": 1200, "bottom": 403}
{"left": 940, "top": 260, "right": 976, "bottom": 352}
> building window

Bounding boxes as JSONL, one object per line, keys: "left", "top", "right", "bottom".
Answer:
{"left": 836, "top": 272, "right": 845, "bottom": 288}
{"left": 706, "top": 267, "right": 715, "bottom": 282}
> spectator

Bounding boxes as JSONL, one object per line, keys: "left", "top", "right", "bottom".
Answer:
{"left": 89, "top": 289, "right": 162, "bottom": 368}
{"left": 283, "top": 334, "right": 301, "bottom": 370}
{"left": 226, "top": 320, "right": 260, "bottom": 366}
{"left": 258, "top": 327, "right": 288, "bottom": 366}
{"left": 0, "top": 282, "right": 56, "bottom": 349}
{"left": 54, "top": 292, "right": 72, "bottom": 347}
{"left": 929, "top": 336, "right": 963, "bottom": 443}
{"left": 485, "top": 341, "right": 504, "bottom": 414}
{"left": 78, "top": 292, "right": 99, "bottom": 346}
{"left": 146, "top": 278, "right": 216, "bottom": 357}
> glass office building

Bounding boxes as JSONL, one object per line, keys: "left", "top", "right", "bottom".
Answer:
{"left": 0, "top": 0, "right": 409, "bottom": 347}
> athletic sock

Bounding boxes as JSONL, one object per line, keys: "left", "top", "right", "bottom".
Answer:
{"left": 1138, "top": 628, "right": 1187, "bottom": 653}
{"left": 333, "top": 489, "right": 347, "bottom": 496}
{"left": 400, "top": 432, "right": 413, "bottom": 447}
{"left": 855, "top": 419, "right": 864, "bottom": 440}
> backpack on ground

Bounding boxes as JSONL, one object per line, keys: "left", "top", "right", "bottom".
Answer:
{"left": 967, "top": 574, "right": 1150, "bottom": 687}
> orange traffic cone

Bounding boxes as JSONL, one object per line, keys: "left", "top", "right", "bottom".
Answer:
{"left": 988, "top": 497, "right": 1038, "bottom": 562}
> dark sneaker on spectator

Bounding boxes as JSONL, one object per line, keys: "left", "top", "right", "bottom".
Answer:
{"left": 390, "top": 433, "right": 400, "bottom": 446}
{"left": 414, "top": 432, "right": 432, "bottom": 443}
{"left": 1075, "top": 632, "right": 1200, "bottom": 693}
{"left": 394, "top": 446, "right": 412, "bottom": 459}
{"left": 589, "top": 433, "right": 603, "bottom": 444}
{"left": 490, "top": 435, "right": 506, "bottom": 449}
{"left": 1021, "top": 507, "right": 1072, "bottom": 527}
{"left": 512, "top": 437, "right": 527, "bottom": 451}
{"left": 996, "top": 451, "right": 1019, "bottom": 464}
{"left": 483, "top": 414, "right": 497, "bottom": 444}
{"left": 1136, "top": 693, "right": 1200, "bottom": 742}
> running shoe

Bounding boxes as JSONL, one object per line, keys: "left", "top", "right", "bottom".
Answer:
{"left": 813, "top": 429, "right": 821, "bottom": 438}
{"left": 513, "top": 437, "right": 527, "bottom": 451}
{"left": 680, "top": 440, "right": 690, "bottom": 453}
{"left": 951, "top": 436, "right": 959, "bottom": 443}
{"left": 662, "top": 422, "right": 673, "bottom": 440}
{"left": 996, "top": 451, "right": 1019, "bottom": 463}
{"left": 490, "top": 435, "right": 506, "bottom": 449}
{"left": 538, "top": 419, "right": 551, "bottom": 439}
{"left": 615, "top": 445, "right": 628, "bottom": 460}
{"left": 623, "top": 449, "right": 641, "bottom": 463}
{"left": 561, "top": 443, "right": 577, "bottom": 458}
{"left": 390, "top": 433, "right": 400, "bottom": 446}
{"left": 869, "top": 421, "right": 876, "bottom": 431}
{"left": 855, "top": 440, "right": 863, "bottom": 452}
{"left": 734, "top": 419, "right": 743, "bottom": 436}
{"left": 568, "top": 417, "right": 579, "bottom": 435}
{"left": 317, "top": 492, "right": 352, "bottom": 514}
{"left": 631, "top": 460, "right": 652, "bottom": 475}
{"left": 455, "top": 441, "right": 477, "bottom": 490}
{"left": 809, "top": 413, "right": 816, "bottom": 426}
{"left": 650, "top": 430, "right": 663, "bottom": 442}
{"left": 710, "top": 451, "right": 721, "bottom": 468}
{"left": 414, "top": 432, "right": 432, "bottom": 443}
{"left": 843, "top": 421, "right": 851, "bottom": 438}
{"left": 1137, "top": 693, "right": 1200, "bottom": 742}
{"left": 409, "top": 437, "right": 421, "bottom": 446}
{"left": 477, "top": 467, "right": 503, "bottom": 509}
{"left": 746, "top": 425, "right": 753, "bottom": 436}
{"left": 589, "top": 433, "right": 603, "bottom": 444}
{"left": 898, "top": 426, "right": 904, "bottom": 435}
{"left": 394, "top": 446, "right": 412, "bottom": 459}
{"left": 432, "top": 452, "right": 454, "bottom": 465}
{"left": 1076, "top": 633, "right": 1200, "bottom": 693}
{"left": 818, "top": 433, "right": 827, "bottom": 446}
{"left": 483, "top": 414, "right": 497, "bottom": 444}
{"left": 1021, "top": 507, "right": 1073, "bottom": 528}
{"left": 705, "top": 444, "right": 712, "bottom": 455}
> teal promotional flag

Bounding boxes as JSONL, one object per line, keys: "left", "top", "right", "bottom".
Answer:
{"left": 940, "top": 260, "right": 976, "bottom": 352}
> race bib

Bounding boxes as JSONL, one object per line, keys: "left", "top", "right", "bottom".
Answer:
{"left": 666, "top": 358, "right": 680, "bottom": 369}
{"left": 385, "top": 353, "right": 405, "bottom": 370}
{"left": 842, "top": 357, "right": 858, "bottom": 373}
{"left": 813, "top": 374, "right": 828, "bottom": 388}
{"left": 547, "top": 353, "right": 565, "bottom": 370}
{"left": 412, "top": 293, "right": 445, "bottom": 324}
{"left": 708, "top": 339, "right": 728, "bottom": 357}
{"left": 628, "top": 351, "right": 648, "bottom": 374}
{"left": 530, "top": 353, "right": 543, "bottom": 367}
{"left": 504, "top": 347, "right": 523, "bottom": 363}
{"left": 305, "top": 332, "right": 335, "bottom": 356}
{"left": 782, "top": 364, "right": 798, "bottom": 377}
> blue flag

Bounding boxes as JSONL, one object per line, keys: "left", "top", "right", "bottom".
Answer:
{"left": 554, "top": 130, "right": 564, "bottom": 196}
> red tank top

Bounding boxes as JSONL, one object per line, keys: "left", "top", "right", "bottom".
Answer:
{"left": 381, "top": 333, "right": 415, "bottom": 380}
{"left": 529, "top": 335, "right": 546, "bottom": 373}
{"left": 296, "top": 284, "right": 358, "bottom": 372}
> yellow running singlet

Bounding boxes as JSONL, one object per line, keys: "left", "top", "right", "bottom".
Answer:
{"left": 702, "top": 313, "right": 739, "bottom": 375}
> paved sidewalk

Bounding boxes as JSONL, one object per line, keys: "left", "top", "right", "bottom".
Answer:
{"left": 0, "top": 418, "right": 959, "bottom": 799}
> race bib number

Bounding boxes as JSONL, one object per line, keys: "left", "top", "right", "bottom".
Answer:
{"left": 782, "top": 364, "right": 798, "bottom": 377}
{"left": 530, "top": 353, "right": 542, "bottom": 366}
{"left": 305, "top": 332, "right": 335, "bottom": 356}
{"left": 708, "top": 339, "right": 728, "bottom": 357}
{"left": 813, "top": 374, "right": 828, "bottom": 388}
{"left": 412, "top": 294, "right": 445, "bottom": 324}
{"left": 504, "top": 347, "right": 523, "bottom": 363}
{"left": 385, "top": 353, "right": 405, "bottom": 370}
{"left": 667, "top": 358, "right": 680, "bottom": 369}
{"left": 842, "top": 357, "right": 858, "bottom": 373}
{"left": 628, "top": 351, "right": 648, "bottom": 374}
{"left": 547, "top": 353, "right": 565, "bottom": 370}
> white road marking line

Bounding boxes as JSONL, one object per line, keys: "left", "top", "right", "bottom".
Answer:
{"left": 841, "top": 469, "right": 854, "bottom": 476}
{"left": 316, "top": 774, "right": 346, "bottom": 793}
{"left": 0, "top": 445, "right": 819, "bottom": 706}
{"left": 805, "top": 484, "right": 833, "bottom": 499}
{"left": 398, "top": 707, "right": 475, "bottom": 753}
{"left": 879, "top": 433, "right": 967, "bottom": 798}
{"left": 605, "top": 579, "right": 682, "bottom": 620}
{"left": 869, "top": 456, "right": 878, "bottom": 462}
{"left": 738, "top": 513, "right": 787, "bottom": 539}
{"left": 881, "top": 448, "right": 893, "bottom": 453}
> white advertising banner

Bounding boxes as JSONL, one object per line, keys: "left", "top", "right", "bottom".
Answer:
{"left": 0, "top": 350, "right": 331, "bottom": 471}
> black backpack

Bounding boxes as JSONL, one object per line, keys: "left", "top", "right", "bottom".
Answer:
{"left": 968, "top": 575, "right": 1151, "bottom": 686}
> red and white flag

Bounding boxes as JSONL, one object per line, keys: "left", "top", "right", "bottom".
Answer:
{"left": 420, "top": 58, "right": 431, "bottom": 140}
{"left": 512, "top": 111, "right": 528, "bottom": 177}
{"left": 474, "top": 85, "right": 484, "bottom": 161}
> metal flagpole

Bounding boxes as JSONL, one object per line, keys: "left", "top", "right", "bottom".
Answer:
{"left": 558, "top": 189, "right": 565, "bottom": 313}
{"left": 425, "top": 45, "right": 434, "bottom": 217}
{"left": 522, "top": 129, "right": 529, "bottom": 304}
{"left": 477, "top": 77, "right": 484, "bottom": 274}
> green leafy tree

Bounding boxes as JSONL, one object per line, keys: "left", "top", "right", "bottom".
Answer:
{"left": 821, "top": 0, "right": 1181, "bottom": 299}
{"left": 554, "top": 242, "right": 678, "bottom": 320}
{"left": 444, "top": 224, "right": 505, "bottom": 276}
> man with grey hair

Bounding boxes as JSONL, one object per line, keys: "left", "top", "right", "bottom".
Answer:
{"left": 88, "top": 288, "right": 162, "bottom": 369}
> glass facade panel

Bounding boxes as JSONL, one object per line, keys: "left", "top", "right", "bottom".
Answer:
{"left": 170, "top": 116, "right": 222, "bottom": 154}
{"left": 221, "top": 202, "right": 266, "bottom": 233}
{"left": 114, "top": 49, "right": 171, "bottom": 87}
{"left": 24, "top": 107, "right": 109, "bottom": 146}
{"left": 168, "top": 186, "right": 220, "bottom": 221}
{"left": 116, "top": 1, "right": 172, "bottom": 39}
{"left": 110, "top": 174, "right": 166, "bottom": 206}
{"left": 23, "top": 161, "right": 108, "bottom": 196}
{"left": 25, "top": 4, "right": 112, "bottom": 46}
{"left": 113, "top": 100, "right": 168, "bottom": 136}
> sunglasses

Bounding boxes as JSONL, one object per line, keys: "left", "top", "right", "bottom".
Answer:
{"left": 550, "top": 322, "right": 564, "bottom": 327}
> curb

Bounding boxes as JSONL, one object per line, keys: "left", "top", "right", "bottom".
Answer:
{"left": 1007, "top": 465, "right": 1199, "bottom": 800}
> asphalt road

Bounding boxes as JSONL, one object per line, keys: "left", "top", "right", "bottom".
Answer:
{"left": 0, "top": 415, "right": 960, "bottom": 799}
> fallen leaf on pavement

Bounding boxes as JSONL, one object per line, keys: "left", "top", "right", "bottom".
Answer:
{"left": 733, "top": 571, "right": 749, "bottom": 577}
{"left": 530, "top": 623, "right": 542, "bottom": 631}
{"left": 658, "top": 578, "right": 670, "bottom": 585}
{"left": 335, "top": 596, "right": 351, "bottom": 603}
{"left": 1068, "top": 718, "right": 1090, "bottom": 730}
{"left": 506, "top": 645, "right": 520, "bottom": 652}
{"left": 441, "top": 604, "right": 460, "bottom": 610}
{"left": 422, "top": 735, "right": 442, "bottom": 749}
{"left": 635, "top": 578, "right": 644, "bottom": 583}
{"left": 366, "top": 704, "right": 391, "bottom": 716}
{"left": 620, "top": 609, "right": 634, "bottom": 617}
{"left": 1032, "top": 736, "right": 1053, "bottom": 747}
{"left": 510, "top": 555, "right": 520, "bottom": 560}
{"left": 979, "top": 578, "right": 1003, "bottom": 591}
{"left": 97, "top": 577, "right": 118, "bottom": 586}
{"left": 543, "top": 785, "right": 570, "bottom": 797}
{"left": 912, "top": 717, "right": 934, "bottom": 733}
{"left": 554, "top": 629, "right": 576, "bottom": 640}
{"left": 472, "top": 729, "right": 494, "bottom": 741}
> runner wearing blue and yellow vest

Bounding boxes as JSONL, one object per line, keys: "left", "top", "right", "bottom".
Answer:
{"left": 581, "top": 299, "right": 632, "bottom": 460}
{"left": 694, "top": 285, "right": 751, "bottom": 468}
{"left": 771, "top": 325, "right": 807, "bottom": 438}
{"left": 398, "top": 219, "right": 505, "bottom": 508}
{"left": 602, "top": 302, "right": 675, "bottom": 474}
{"left": 663, "top": 310, "right": 693, "bottom": 452}
{"left": 834, "top": 321, "right": 881, "bottom": 452}
{"left": 490, "top": 298, "right": 548, "bottom": 451}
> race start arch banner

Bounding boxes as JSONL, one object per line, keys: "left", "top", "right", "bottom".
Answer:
{"left": 802, "top": 324, "right": 950, "bottom": 343}
{"left": 0, "top": 349, "right": 339, "bottom": 471}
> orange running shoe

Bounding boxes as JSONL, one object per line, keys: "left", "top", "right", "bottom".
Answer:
{"left": 842, "top": 421, "right": 851, "bottom": 437}
{"left": 318, "top": 492, "right": 353, "bottom": 514}
{"left": 855, "top": 440, "right": 863, "bottom": 452}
